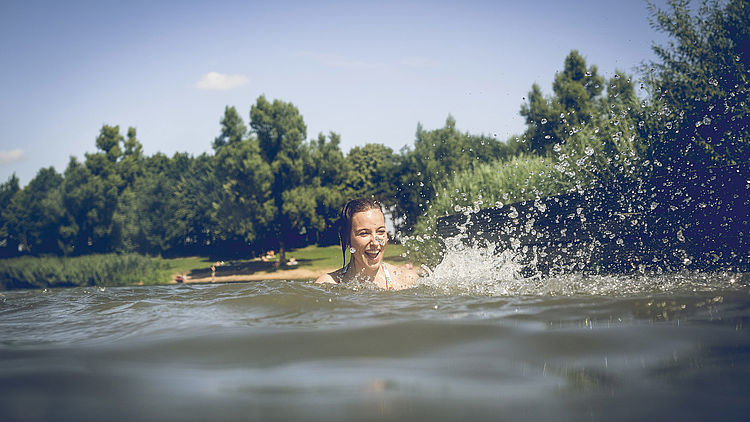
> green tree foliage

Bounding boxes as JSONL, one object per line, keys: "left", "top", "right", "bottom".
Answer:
{"left": 250, "top": 96, "right": 309, "bottom": 263}
{"left": 213, "top": 106, "right": 247, "bottom": 151}
{"left": 518, "top": 50, "right": 649, "bottom": 188}
{"left": 0, "top": 174, "right": 20, "bottom": 256}
{"left": 395, "top": 116, "right": 517, "bottom": 231}
{"left": 644, "top": 0, "right": 749, "bottom": 172}
{"left": 59, "top": 156, "right": 119, "bottom": 254}
{"left": 113, "top": 151, "right": 205, "bottom": 256}
{"left": 0, "top": 174, "right": 20, "bottom": 209}
{"left": 3, "top": 168, "right": 63, "bottom": 254}
{"left": 297, "top": 132, "right": 352, "bottom": 245}
{"left": 347, "top": 143, "right": 397, "bottom": 200}
{"left": 555, "top": 70, "right": 647, "bottom": 186}
{"left": 120, "top": 127, "right": 145, "bottom": 187}
{"left": 520, "top": 50, "right": 604, "bottom": 154}
{"left": 173, "top": 153, "right": 224, "bottom": 253}
{"left": 58, "top": 125, "right": 144, "bottom": 255}
{"left": 213, "top": 134, "right": 273, "bottom": 247}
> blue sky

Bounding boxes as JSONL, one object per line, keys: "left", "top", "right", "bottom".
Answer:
{"left": 0, "top": 0, "right": 668, "bottom": 186}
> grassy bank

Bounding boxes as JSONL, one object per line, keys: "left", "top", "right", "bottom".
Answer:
{"left": 0, "top": 244, "right": 407, "bottom": 290}
{"left": 178, "top": 244, "right": 407, "bottom": 281}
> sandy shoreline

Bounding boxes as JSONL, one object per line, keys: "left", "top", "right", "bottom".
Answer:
{"left": 179, "top": 267, "right": 337, "bottom": 284}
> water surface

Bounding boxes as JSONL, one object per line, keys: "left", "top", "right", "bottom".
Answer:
{"left": 1, "top": 273, "right": 749, "bottom": 421}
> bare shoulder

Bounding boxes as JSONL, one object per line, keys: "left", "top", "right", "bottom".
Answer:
{"left": 385, "top": 262, "right": 420, "bottom": 290}
{"left": 314, "top": 273, "right": 336, "bottom": 284}
{"left": 315, "top": 268, "right": 346, "bottom": 285}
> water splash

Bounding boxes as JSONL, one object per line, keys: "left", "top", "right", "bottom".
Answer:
{"left": 417, "top": 221, "right": 749, "bottom": 296}
{"left": 414, "top": 159, "right": 750, "bottom": 297}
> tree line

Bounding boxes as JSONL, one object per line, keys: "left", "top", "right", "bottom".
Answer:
{"left": 0, "top": 95, "right": 518, "bottom": 263}
{"left": 1, "top": 0, "right": 747, "bottom": 264}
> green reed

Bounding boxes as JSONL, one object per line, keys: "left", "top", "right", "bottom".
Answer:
{"left": 0, "top": 254, "right": 168, "bottom": 290}
{"left": 404, "top": 154, "right": 578, "bottom": 266}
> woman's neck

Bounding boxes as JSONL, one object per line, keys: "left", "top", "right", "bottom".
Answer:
{"left": 348, "top": 261, "right": 380, "bottom": 281}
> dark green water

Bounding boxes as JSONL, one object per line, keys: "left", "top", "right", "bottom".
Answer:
{"left": 1, "top": 272, "right": 749, "bottom": 421}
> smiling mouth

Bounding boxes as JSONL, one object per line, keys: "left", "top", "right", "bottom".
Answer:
{"left": 364, "top": 250, "right": 381, "bottom": 260}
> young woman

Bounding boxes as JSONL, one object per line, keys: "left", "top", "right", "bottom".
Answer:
{"left": 315, "top": 198, "right": 418, "bottom": 290}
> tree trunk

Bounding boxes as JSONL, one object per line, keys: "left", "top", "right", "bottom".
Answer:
{"left": 278, "top": 240, "right": 286, "bottom": 267}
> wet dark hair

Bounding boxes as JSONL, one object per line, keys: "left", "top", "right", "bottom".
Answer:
{"left": 338, "top": 198, "right": 384, "bottom": 268}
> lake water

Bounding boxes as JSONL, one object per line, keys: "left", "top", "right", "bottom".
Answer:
{"left": 1, "top": 269, "right": 749, "bottom": 421}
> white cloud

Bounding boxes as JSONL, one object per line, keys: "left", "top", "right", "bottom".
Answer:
{"left": 196, "top": 72, "right": 249, "bottom": 90}
{"left": 0, "top": 149, "right": 24, "bottom": 164}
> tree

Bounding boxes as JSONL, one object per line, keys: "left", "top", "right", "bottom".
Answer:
{"left": 291, "top": 132, "right": 352, "bottom": 246}
{"left": 644, "top": 0, "right": 749, "bottom": 172}
{"left": 0, "top": 174, "right": 20, "bottom": 256}
{"left": 172, "top": 153, "right": 224, "bottom": 254}
{"left": 213, "top": 131, "right": 273, "bottom": 251}
{"left": 249, "top": 96, "right": 308, "bottom": 263}
{"left": 347, "top": 143, "right": 397, "bottom": 200}
{"left": 213, "top": 106, "right": 247, "bottom": 151}
{"left": 119, "top": 127, "right": 145, "bottom": 188}
{"left": 520, "top": 50, "right": 604, "bottom": 154}
{"left": 59, "top": 156, "right": 120, "bottom": 254}
{"left": 394, "top": 115, "right": 513, "bottom": 231}
{"left": 3, "top": 169, "right": 64, "bottom": 254}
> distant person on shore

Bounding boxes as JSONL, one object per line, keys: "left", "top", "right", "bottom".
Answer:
{"left": 315, "top": 198, "right": 418, "bottom": 290}
{"left": 261, "top": 250, "right": 276, "bottom": 263}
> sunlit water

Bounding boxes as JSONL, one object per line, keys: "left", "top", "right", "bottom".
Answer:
{"left": 1, "top": 267, "right": 749, "bottom": 421}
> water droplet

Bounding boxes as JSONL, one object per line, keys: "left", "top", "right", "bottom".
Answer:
{"left": 508, "top": 206, "right": 519, "bottom": 219}
{"left": 584, "top": 146, "right": 594, "bottom": 156}
{"left": 541, "top": 118, "right": 548, "bottom": 124}
{"left": 553, "top": 143, "right": 561, "bottom": 152}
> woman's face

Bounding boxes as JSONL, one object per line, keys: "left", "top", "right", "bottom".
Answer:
{"left": 349, "top": 209, "right": 388, "bottom": 271}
